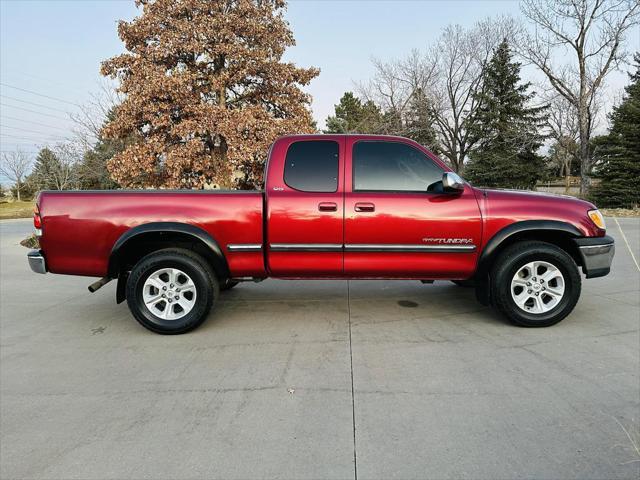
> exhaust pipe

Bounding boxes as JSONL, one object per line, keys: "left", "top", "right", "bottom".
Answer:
{"left": 88, "top": 277, "right": 112, "bottom": 293}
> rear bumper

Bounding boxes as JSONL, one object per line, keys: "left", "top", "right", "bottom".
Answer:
{"left": 574, "top": 235, "right": 615, "bottom": 279}
{"left": 27, "top": 250, "right": 47, "bottom": 274}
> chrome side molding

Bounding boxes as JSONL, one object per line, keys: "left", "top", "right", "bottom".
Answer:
{"left": 344, "top": 244, "right": 476, "bottom": 253}
{"left": 229, "top": 243, "right": 478, "bottom": 253}
{"left": 270, "top": 243, "right": 343, "bottom": 252}
{"left": 227, "top": 244, "right": 263, "bottom": 252}
{"left": 267, "top": 243, "right": 477, "bottom": 253}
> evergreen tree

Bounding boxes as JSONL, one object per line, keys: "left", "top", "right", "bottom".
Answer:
{"left": 78, "top": 109, "right": 124, "bottom": 190}
{"left": 405, "top": 88, "right": 439, "bottom": 153}
{"left": 465, "top": 40, "right": 547, "bottom": 189}
{"left": 324, "top": 92, "right": 383, "bottom": 133}
{"left": 30, "top": 148, "right": 61, "bottom": 190}
{"left": 590, "top": 54, "right": 640, "bottom": 209}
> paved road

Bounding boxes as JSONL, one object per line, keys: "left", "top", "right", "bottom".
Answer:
{"left": 1, "top": 217, "right": 639, "bottom": 480}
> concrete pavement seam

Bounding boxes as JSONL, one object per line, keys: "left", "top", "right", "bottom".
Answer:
{"left": 347, "top": 279, "right": 358, "bottom": 480}
{"left": 614, "top": 216, "right": 640, "bottom": 272}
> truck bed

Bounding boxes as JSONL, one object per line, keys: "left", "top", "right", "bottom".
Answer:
{"left": 38, "top": 190, "right": 265, "bottom": 278}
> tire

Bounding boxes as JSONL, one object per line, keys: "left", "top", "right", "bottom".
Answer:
{"left": 126, "top": 248, "right": 219, "bottom": 334}
{"left": 490, "top": 241, "right": 581, "bottom": 327}
{"left": 220, "top": 279, "right": 239, "bottom": 291}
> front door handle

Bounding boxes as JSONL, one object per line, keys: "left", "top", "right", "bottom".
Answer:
{"left": 355, "top": 202, "right": 375, "bottom": 212}
{"left": 318, "top": 202, "right": 338, "bottom": 212}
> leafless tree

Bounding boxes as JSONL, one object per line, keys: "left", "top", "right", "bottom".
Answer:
{"left": 519, "top": 0, "right": 640, "bottom": 194}
{"left": 430, "top": 17, "right": 520, "bottom": 172}
{"left": 359, "top": 18, "right": 517, "bottom": 172}
{"left": 427, "top": 24, "right": 485, "bottom": 172}
{"left": 50, "top": 143, "right": 82, "bottom": 190}
{"left": 546, "top": 93, "right": 581, "bottom": 187}
{"left": 0, "top": 151, "right": 32, "bottom": 201}
{"left": 70, "top": 79, "right": 122, "bottom": 150}
{"left": 358, "top": 54, "right": 422, "bottom": 135}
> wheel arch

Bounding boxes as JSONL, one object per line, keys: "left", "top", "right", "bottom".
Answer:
{"left": 476, "top": 220, "right": 584, "bottom": 280}
{"left": 108, "top": 222, "right": 230, "bottom": 282}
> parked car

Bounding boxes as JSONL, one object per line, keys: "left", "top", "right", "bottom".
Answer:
{"left": 28, "top": 134, "right": 614, "bottom": 334}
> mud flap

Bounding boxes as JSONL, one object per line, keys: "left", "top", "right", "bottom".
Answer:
{"left": 116, "top": 272, "right": 129, "bottom": 304}
{"left": 474, "top": 276, "right": 491, "bottom": 306}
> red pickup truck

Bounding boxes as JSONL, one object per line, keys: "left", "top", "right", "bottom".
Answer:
{"left": 28, "top": 134, "right": 614, "bottom": 334}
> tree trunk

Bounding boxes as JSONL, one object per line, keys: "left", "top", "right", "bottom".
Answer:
{"left": 16, "top": 182, "right": 21, "bottom": 201}
{"left": 578, "top": 113, "right": 591, "bottom": 197}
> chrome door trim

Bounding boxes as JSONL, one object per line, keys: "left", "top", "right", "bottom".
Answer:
{"left": 344, "top": 244, "right": 476, "bottom": 253}
{"left": 269, "top": 243, "right": 343, "bottom": 252}
{"left": 267, "top": 243, "right": 476, "bottom": 252}
{"left": 227, "top": 244, "right": 263, "bottom": 252}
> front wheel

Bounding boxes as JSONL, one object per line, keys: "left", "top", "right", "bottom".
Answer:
{"left": 126, "top": 248, "right": 219, "bottom": 334}
{"left": 490, "top": 241, "right": 581, "bottom": 327}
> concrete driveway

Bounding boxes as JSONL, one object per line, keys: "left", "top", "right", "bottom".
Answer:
{"left": 1, "top": 217, "right": 638, "bottom": 480}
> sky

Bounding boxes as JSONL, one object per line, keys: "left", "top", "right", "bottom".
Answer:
{"left": 0, "top": 0, "right": 638, "bottom": 163}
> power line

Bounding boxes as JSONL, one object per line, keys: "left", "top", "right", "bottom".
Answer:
{"left": 0, "top": 140, "right": 49, "bottom": 148}
{"left": 0, "top": 125, "right": 69, "bottom": 139}
{"left": 0, "top": 83, "right": 81, "bottom": 107}
{"left": 0, "top": 102, "right": 71, "bottom": 121}
{"left": 0, "top": 95, "right": 70, "bottom": 114}
{"left": 0, "top": 136, "right": 58, "bottom": 148}
{"left": 0, "top": 134, "right": 47, "bottom": 143}
{"left": 8, "top": 71, "right": 83, "bottom": 91}
{"left": 0, "top": 150, "right": 39, "bottom": 154}
{"left": 1, "top": 115, "right": 71, "bottom": 132}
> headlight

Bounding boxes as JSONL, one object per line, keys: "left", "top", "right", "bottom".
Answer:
{"left": 588, "top": 209, "right": 606, "bottom": 229}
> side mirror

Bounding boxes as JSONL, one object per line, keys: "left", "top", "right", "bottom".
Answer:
{"left": 442, "top": 172, "right": 465, "bottom": 193}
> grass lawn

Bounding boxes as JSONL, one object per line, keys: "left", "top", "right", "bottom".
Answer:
{"left": 0, "top": 201, "right": 35, "bottom": 220}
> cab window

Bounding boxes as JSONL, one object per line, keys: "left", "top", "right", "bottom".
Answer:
{"left": 284, "top": 141, "right": 339, "bottom": 192}
{"left": 353, "top": 141, "right": 443, "bottom": 192}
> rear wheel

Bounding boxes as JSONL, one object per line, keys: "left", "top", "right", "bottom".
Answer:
{"left": 490, "top": 241, "right": 581, "bottom": 327}
{"left": 126, "top": 248, "right": 219, "bottom": 334}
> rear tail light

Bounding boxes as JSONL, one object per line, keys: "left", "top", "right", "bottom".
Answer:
{"left": 33, "top": 205, "right": 42, "bottom": 235}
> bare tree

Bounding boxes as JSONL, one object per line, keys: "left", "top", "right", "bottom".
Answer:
{"left": 424, "top": 17, "right": 518, "bottom": 171}
{"left": 0, "top": 151, "right": 32, "bottom": 201}
{"left": 519, "top": 0, "right": 640, "bottom": 194}
{"left": 427, "top": 24, "right": 485, "bottom": 172}
{"left": 50, "top": 143, "right": 82, "bottom": 190}
{"left": 359, "top": 18, "right": 516, "bottom": 172}
{"left": 70, "top": 79, "right": 122, "bottom": 150}
{"left": 358, "top": 55, "right": 420, "bottom": 135}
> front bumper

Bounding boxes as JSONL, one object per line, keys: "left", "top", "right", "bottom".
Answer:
{"left": 574, "top": 235, "right": 615, "bottom": 279}
{"left": 27, "top": 249, "right": 47, "bottom": 274}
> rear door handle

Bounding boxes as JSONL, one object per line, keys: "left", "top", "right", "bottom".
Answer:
{"left": 318, "top": 202, "right": 338, "bottom": 212}
{"left": 355, "top": 202, "right": 375, "bottom": 212}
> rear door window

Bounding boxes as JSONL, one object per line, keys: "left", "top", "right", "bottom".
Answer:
{"left": 284, "top": 140, "right": 339, "bottom": 193}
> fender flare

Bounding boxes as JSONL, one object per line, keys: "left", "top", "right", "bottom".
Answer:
{"left": 477, "top": 220, "right": 583, "bottom": 277}
{"left": 108, "top": 222, "right": 230, "bottom": 279}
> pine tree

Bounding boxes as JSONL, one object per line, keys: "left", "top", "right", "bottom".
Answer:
{"left": 465, "top": 40, "right": 547, "bottom": 189}
{"left": 590, "top": 54, "right": 640, "bottom": 209}
{"left": 78, "top": 109, "right": 125, "bottom": 190}
{"left": 324, "top": 92, "right": 383, "bottom": 134}
{"left": 28, "top": 145, "right": 80, "bottom": 191}
{"left": 101, "top": 0, "right": 318, "bottom": 189}
{"left": 30, "top": 148, "right": 61, "bottom": 190}
{"left": 405, "top": 88, "right": 439, "bottom": 153}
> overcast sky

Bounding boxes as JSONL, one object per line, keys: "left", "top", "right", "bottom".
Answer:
{"left": 1, "top": 0, "right": 638, "bottom": 158}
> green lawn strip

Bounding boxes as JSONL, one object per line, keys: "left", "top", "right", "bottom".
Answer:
{"left": 0, "top": 201, "right": 35, "bottom": 220}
